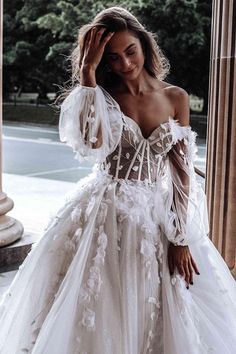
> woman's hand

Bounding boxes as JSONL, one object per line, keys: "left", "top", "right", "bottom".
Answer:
{"left": 167, "top": 243, "right": 200, "bottom": 289}
{"left": 81, "top": 27, "right": 115, "bottom": 72}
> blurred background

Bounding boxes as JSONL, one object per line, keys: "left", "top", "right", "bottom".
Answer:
{"left": 1, "top": 1, "right": 211, "bottom": 280}
{"left": 3, "top": 0, "right": 236, "bottom": 293}
{"left": 3, "top": 0, "right": 211, "bottom": 128}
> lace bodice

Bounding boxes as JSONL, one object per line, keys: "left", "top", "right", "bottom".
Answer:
{"left": 59, "top": 84, "right": 200, "bottom": 246}
{"left": 102, "top": 115, "right": 174, "bottom": 183}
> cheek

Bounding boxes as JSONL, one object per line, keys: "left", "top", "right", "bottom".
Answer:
{"left": 133, "top": 51, "right": 145, "bottom": 70}
{"left": 106, "top": 58, "right": 120, "bottom": 71}
{"left": 109, "top": 61, "right": 120, "bottom": 71}
{"left": 138, "top": 48, "right": 145, "bottom": 61}
{"left": 138, "top": 53, "right": 145, "bottom": 65}
{"left": 131, "top": 48, "right": 145, "bottom": 64}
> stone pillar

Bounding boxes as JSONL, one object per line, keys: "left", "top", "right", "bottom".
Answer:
{"left": 0, "top": 0, "right": 24, "bottom": 247}
{"left": 206, "top": 0, "right": 236, "bottom": 276}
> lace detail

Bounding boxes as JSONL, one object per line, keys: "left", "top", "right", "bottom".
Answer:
{"left": 100, "top": 115, "right": 175, "bottom": 184}
{"left": 76, "top": 195, "right": 110, "bottom": 339}
{"left": 170, "top": 273, "right": 216, "bottom": 352}
{"left": 59, "top": 85, "right": 123, "bottom": 163}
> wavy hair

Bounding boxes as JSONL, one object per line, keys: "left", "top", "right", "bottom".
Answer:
{"left": 56, "top": 6, "right": 170, "bottom": 105}
{"left": 72, "top": 6, "right": 170, "bottom": 86}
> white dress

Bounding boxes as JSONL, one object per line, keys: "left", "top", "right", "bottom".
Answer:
{"left": 0, "top": 84, "right": 236, "bottom": 354}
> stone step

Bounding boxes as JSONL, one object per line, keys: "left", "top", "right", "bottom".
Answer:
{"left": 0, "top": 232, "right": 39, "bottom": 272}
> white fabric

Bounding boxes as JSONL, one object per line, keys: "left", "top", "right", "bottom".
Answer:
{"left": 59, "top": 85, "right": 123, "bottom": 162}
{"left": 0, "top": 84, "right": 236, "bottom": 354}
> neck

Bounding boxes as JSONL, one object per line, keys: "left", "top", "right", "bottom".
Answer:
{"left": 121, "top": 68, "right": 157, "bottom": 96}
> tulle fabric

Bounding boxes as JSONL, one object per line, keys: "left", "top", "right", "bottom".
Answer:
{"left": 160, "top": 121, "right": 209, "bottom": 246}
{"left": 1, "top": 84, "right": 236, "bottom": 354}
{"left": 0, "top": 171, "right": 236, "bottom": 354}
{"left": 59, "top": 85, "right": 123, "bottom": 163}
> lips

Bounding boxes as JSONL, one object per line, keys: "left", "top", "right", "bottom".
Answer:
{"left": 122, "top": 67, "right": 135, "bottom": 74}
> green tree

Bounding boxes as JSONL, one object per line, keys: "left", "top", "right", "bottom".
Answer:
{"left": 4, "top": 0, "right": 212, "bottom": 112}
{"left": 133, "top": 0, "right": 212, "bottom": 113}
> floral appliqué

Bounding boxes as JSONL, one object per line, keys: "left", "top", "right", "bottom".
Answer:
{"left": 77, "top": 197, "right": 110, "bottom": 335}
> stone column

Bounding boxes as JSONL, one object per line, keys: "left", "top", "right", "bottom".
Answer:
{"left": 206, "top": 0, "right": 236, "bottom": 276}
{"left": 0, "top": 0, "right": 24, "bottom": 247}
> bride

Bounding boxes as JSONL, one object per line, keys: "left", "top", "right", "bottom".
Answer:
{"left": 1, "top": 6, "right": 236, "bottom": 354}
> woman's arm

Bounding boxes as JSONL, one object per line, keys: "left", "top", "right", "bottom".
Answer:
{"left": 167, "top": 87, "right": 200, "bottom": 288}
{"left": 81, "top": 26, "right": 114, "bottom": 88}
{"left": 79, "top": 27, "right": 114, "bottom": 148}
{"left": 169, "top": 87, "right": 190, "bottom": 242}
{"left": 59, "top": 27, "right": 124, "bottom": 162}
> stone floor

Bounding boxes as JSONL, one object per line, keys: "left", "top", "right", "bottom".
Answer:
{"left": 2, "top": 173, "right": 76, "bottom": 236}
{"left": 0, "top": 173, "right": 75, "bottom": 300}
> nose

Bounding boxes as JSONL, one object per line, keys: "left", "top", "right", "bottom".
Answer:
{"left": 121, "top": 57, "right": 132, "bottom": 72}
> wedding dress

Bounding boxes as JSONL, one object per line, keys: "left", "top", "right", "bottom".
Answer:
{"left": 0, "top": 84, "right": 236, "bottom": 354}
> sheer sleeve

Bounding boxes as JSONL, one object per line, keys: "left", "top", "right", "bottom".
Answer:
{"left": 59, "top": 84, "right": 123, "bottom": 163}
{"left": 163, "top": 120, "right": 209, "bottom": 246}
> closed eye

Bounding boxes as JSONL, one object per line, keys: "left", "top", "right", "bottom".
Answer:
{"left": 108, "top": 51, "right": 136, "bottom": 61}
{"left": 109, "top": 56, "right": 119, "bottom": 61}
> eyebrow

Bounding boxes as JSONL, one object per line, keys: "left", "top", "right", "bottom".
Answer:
{"left": 107, "top": 43, "right": 136, "bottom": 55}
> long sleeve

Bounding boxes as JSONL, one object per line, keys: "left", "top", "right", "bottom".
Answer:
{"left": 163, "top": 121, "right": 209, "bottom": 246}
{"left": 59, "top": 84, "right": 123, "bottom": 163}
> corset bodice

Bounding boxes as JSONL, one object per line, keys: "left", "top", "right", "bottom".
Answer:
{"left": 59, "top": 83, "right": 199, "bottom": 247}
{"left": 100, "top": 115, "right": 175, "bottom": 183}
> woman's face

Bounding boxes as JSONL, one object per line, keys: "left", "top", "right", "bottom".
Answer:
{"left": 105, "top": 30, "right": 145, "bottom": 80}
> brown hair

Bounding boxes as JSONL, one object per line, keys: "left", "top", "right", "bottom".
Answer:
{"left": 71, "top": 6, "right": 170, "bottom": 87}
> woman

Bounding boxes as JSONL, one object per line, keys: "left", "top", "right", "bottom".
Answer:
{"left": 1, "top": 6, "right": 236, "bottom": 354}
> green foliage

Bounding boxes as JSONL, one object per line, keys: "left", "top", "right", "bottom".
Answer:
{"left": 4, "top": 0, "right": 212, "bottom": 112}
{"left": 132, "top": 0, "right": 212, "bottom": 110}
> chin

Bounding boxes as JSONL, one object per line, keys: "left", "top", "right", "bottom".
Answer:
{"left": 122, "top": 66, "right": 141, "bottom": 78}
{"left": 127, "top": 67, "right": 142, "bottom": 80}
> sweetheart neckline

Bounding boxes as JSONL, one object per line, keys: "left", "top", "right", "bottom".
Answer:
{"left": 99, "top": 85, "right": 190, "bottom": 140}
{"left": 123, "top": 114, "right": 173, "bottom": 140}
{"left": 99, "top": 85, "right": 175, "bottom": 140}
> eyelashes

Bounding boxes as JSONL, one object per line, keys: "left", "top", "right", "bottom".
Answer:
{"left": 109, "top": 51, "right": 136, "bottom": 61}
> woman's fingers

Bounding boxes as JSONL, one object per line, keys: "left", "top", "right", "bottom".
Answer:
{"left": 184, "top": 264, "right": 190, "bottom": 287}
{"left": 82, "top": 27, "right": 113, "bottom": 70}
{"left": 191, "top": 256, "right": 200, "bottom": 275}
{"left": 180, "top": 261, "right": 189, "bottom": 288}
{"left": 168, "top": 244, "right": 200, "bottom": 290}
{"left": 86, "top": 27, "right": 114, "bottom": 55}
{"left": 94, "top": 27, "right": 106, "bottom": 43}
{"left": 188, "top": 261, "right": 193, "bottom": 284}
{"left": 94, "top": 28, "right": 115, "bottom": 49}
{"left": 84, "top": 29, "right": 92, "bottom": 47}
{"left": 178, "top": 264, "right": 185, "bottom": 278}
{"left": 177, "top": 259, "right": 192, "bottom": 288}
{"left": 101, "top": 31, "right": 115, "bottom": 47}
{"left": 91, "top": 27, "right": 111, "bottom": 44}
{"left": 84, "top": 28, "right": 94, "bottom": 53}
{"left": 168, "top": 254, "right": 175, "bottom": 276}
{"left": 85, "top": 27, "right": 98, "bottom": 48}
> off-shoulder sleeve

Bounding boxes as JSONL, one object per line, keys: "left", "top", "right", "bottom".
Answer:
{"left": 163, "top": 119, "right": 209, "bottom": 246}
{"left": 59, "top": 84, "right": 123, "bottom": 162}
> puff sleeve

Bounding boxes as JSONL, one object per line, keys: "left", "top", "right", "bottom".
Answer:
{"left": 59, "top": 84, "right": 123, "bottom": 163}
{"left": 163, "top": 119, "right": 209, "bottom": 246}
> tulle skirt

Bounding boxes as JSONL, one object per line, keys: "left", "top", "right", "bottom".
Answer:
{"left": 0, "top": 170, "right": 236, "bottom": 354}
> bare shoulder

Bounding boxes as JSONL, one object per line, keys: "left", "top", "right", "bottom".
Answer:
{"left": 165, "top": 85, "right": 189, "bottom": 101}
{"left": 163, "top": 84, "right": 190, "bottom": 126}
